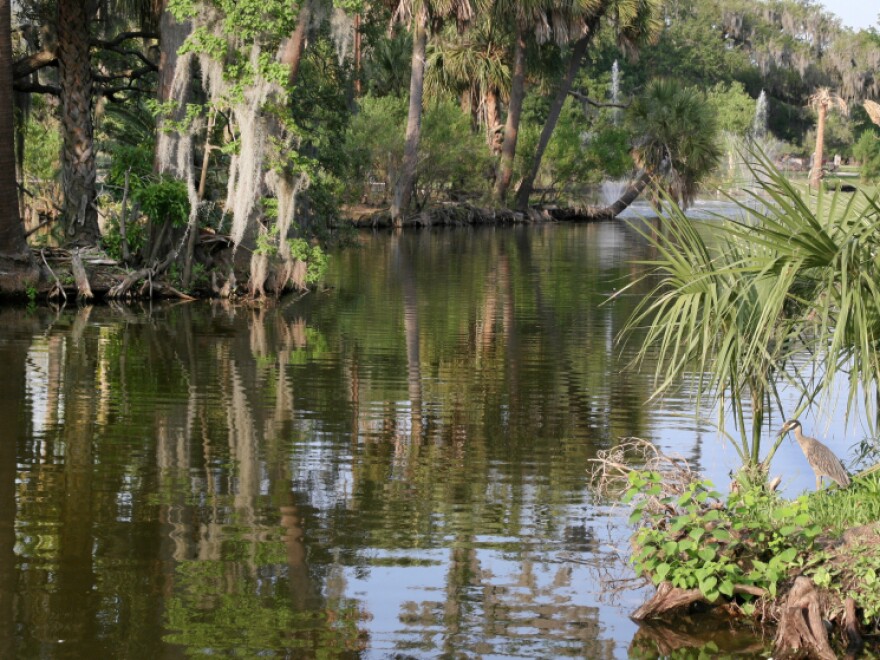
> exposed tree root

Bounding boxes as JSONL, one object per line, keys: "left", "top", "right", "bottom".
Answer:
{"left": 632, "top": 581, "right": 766, "bottom": 621}
{"left": 773, "top": 577, "right": 836, "bottom": 660}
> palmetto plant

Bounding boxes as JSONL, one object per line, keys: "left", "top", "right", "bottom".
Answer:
{"left": 621, "top": 150, "right": 880, "bottom": 474}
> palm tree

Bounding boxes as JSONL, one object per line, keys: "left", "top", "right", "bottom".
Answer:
{"left": 0, "top": 0, "right": 30, "bottom": 260}
{"left": 390, "top": 0, "right": 477, "bottom": 225}
{"left": 590, "top": 78, "right": 720, "bottom": 219}
{"left": 513, "top": 0, "right": 662, "bottom": 210}
{"left": 808, "top": 87, "right": 847, "bottom": 188}
{"left": 425, "top": 20, "right": 509, "bottom": 153}
{"left": 57, "top": 0, "right": 102, "bottom": 246}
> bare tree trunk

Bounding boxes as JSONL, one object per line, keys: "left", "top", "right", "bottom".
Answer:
{"left": 515, "top": 32, "right": 594, "bottom": 210}
{"left": 57, "top": 0, "right": 101, "bottom": 246}
{"left": 810, "top": 104, "right": 826, "bottom": 188}
{"left": 281, "top": 0, "right": 314, "bottom": 88}
{"left": 391, "top": 11, "right": 428, "bottom": 225}
{"left": 485, "top": 87, "right": 502, "bottom": 155}
{"left": 354, "top": 13, "right": 362, "bottom": 97}
{"left": 0, "top": 0, "right": 28, "bottom": 258}
{"left": 493, "top": 29, "right": 526, "bottom": 204}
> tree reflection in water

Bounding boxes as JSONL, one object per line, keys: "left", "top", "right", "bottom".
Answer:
{"left": 0, "top": 224, "right": 767, "bottom": 657}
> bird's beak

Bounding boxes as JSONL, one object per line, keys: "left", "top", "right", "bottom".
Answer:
{"left": 777, "top": 424, "right": 790, "bottom": 437}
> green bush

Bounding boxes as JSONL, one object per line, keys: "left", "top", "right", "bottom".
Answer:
{"left": 627, "top": 471, "right": 820, "bottom": 603}
{"left": 136, "top": 177, "right": 190, "bottom": 228}
{"left": 346, "top": 96, "right": 492, "bottom": 205}
{"left": 854, "top": 130, "right": 880, "bottom": 181}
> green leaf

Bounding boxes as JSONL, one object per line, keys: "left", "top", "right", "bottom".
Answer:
{"left": 699, "top": 576, "right": 718, "bottom": 596}
{"left": 698, "top": 547, "right": 716, "bottom": 563}
{"left": 719, "top": 579, "right": 735, "bottom": 597}
{"left": 776, "top": 547, "right": 798, "bottom": 564}
{"left": 655, "top": 563, "right": 671, "bottom": 580}
{"left": 712, "top": 528, "right": 732, "bottom": 542}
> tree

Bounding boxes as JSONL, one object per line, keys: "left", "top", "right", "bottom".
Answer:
{"left": 595, "top": 78, "right": 720, "bottom": 218}
{"left": 808, "top": 87, "right": 847, "bottom": 188}
{"left": 57, "top": 0, "right": 101, "bottom": 245}
{"left": 390, "top": 0, "right": 476, "bottom": 224}
{"left": 513, "top": 0, "right": 663, "bottom": 210}
{"left": 0, "top": 0, "right": 33, "bottom": 280}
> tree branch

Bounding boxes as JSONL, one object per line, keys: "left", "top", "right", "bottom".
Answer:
{"left": 568, "top": 89, "right": 629, "bottom": 110}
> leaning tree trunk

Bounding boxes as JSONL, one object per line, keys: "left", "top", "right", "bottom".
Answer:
{"left": 603, "top": 170, "right": 651, "bottom": 217}
{"left": 493, "top": 29, "right": 527, "bottom": 204}
{"left": 391, "top": 9, "right": 428, "bottom": 225}
{"left": 514, "top": 29, "right": 597, "bottom": 210}
{"left": 281, "top": 0, "right": 314, "bottom": 88}
{"left": 547, "top": 170, "right": 652, "bottom": 221}
{"left": 810, "top": 104, "right": 826, "bottom": 188}
{"left": 57, "top": 0, "right": 100, "bottom": 246}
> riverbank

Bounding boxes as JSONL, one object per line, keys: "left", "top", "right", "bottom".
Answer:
{"left": 592, "top": 440, "right": 880, "bottom": 658}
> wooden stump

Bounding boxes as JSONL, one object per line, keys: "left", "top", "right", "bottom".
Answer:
{"left": 773, "top": 576, "right": 836, "bottom": 660}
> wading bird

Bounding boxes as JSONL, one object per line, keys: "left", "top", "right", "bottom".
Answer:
{"left": 778, "top": 419, "right": 850, "bottom": 489}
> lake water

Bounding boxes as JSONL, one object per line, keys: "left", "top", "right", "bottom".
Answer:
{"left": 0, "top": 222, "right": 857, "bottom": 657}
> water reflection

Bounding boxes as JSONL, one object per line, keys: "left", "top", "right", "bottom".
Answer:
{"left": 1, "top": 223, "right": 778, "bottom": 657}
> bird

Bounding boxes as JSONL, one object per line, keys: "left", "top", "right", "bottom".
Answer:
{"left": 778, "top": 419, "right": 850, "bottom": 490}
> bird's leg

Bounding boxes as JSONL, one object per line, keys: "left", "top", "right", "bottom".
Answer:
{"left": 816, "top": 475, "right": 822, "bottom": 490}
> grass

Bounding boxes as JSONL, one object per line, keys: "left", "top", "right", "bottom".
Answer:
{"left": 805, "top": 471, "right": 880, "bottom": 536}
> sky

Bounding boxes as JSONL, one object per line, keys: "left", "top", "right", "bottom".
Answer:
{"left": 818, "top": 0, "right": 878, "bottom": 30}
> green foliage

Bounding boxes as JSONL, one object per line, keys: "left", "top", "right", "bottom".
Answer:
{"left": 136, "top": 177, "right": 190, "bottom": 228}
{"left": 627, "top": 79, "right": 722, "bottom": 207}
{"left": 102, "top": 215, "right": 148, "bottom": 261}
{"left": 288, "top": 238, "right": 328, "bottom": 283}
{"left": 854, "top": 130, "right": 880, "bottom": 181}
{"left": 627, "top": 471, "right": 820, "bottom": 601}
{"left": 706, "top": 81, "right": 756, "bottom": 137}
{"left": 418, "top": 100, "right": 493, "bottom": 202}
{"left": 348, "top": 97, "right": 491, "bottom": 204}
{"left": 534, "top": 99, "right": 632, "bottom": 196}
{"left": 621, "top": 152, "right": 880, "bottom": 465}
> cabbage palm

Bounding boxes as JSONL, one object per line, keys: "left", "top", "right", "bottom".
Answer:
{"left": 594, "top": 79, "right": 720, "bottom": 219}
{"left": 390, "top": 0, "right": 478, "bottom": 224}
{"left": 808, "top": 87, "right": 847, "bottom": 188}
{"left": 623, "top": 151, "right": 880, "bottom": 473}
{"left": 492, "top": 0, "right": 592, "bottom": 203}
{"left": 426, "top": 20, "right": 509, "bottom": 153}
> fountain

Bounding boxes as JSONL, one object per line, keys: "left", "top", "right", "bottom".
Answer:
{"left": 610, "top": 60, "right": 621, "bottom": 125}
{"left": 752, "top": 89, "right": 768, "bottom": 140}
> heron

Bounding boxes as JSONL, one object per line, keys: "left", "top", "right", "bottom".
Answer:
{"left": 778, "top": 419, "right": 850, "bottom": 489}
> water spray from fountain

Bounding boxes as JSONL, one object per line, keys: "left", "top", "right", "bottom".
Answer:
{"left": 611, "top": 60, "right": 620, "bottom": 126}
{"left": 752, "top": 90, "right": 768, "bottom": 141}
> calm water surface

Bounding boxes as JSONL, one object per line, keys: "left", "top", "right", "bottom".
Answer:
{"left": 3, "top": 222, "right": 844, "bottom": 658}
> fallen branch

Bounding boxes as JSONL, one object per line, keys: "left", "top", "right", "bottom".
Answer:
{"left": 70, "top": 249, "right": 94, "bottom": 301}
{"left": 39, "top": 249, "right": 67, "bottom": 302}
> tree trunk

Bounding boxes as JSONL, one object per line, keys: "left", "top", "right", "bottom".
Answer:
{"left": 281, "top": 0, "right": 314, "bottom": 88}
{"left": 57, "top": 0, "right": 100, "bottom": 246}
{"left": 391, "top": 10, "right": 428, "bottom": 225}
{"left": 515, "top": 32, "right": 593, "bottom": 210}
{"left": 810, "top": 104, "right": 826, "bottom": 188}
{"left": 485, "top": 87, "right": 502, "bottom": 155}
{"left": 0, "top": 0, "right": 28, "bottom": 257}
{"left": 493, "top": 29, "right": 527, "bottom": 204}
{"left": 603, "top": 170, "right": 651, "bottom": 217}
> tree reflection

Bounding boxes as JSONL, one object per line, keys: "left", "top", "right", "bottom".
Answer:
{"left": 1, "top": 223, "right": 697, "bottom": 657}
